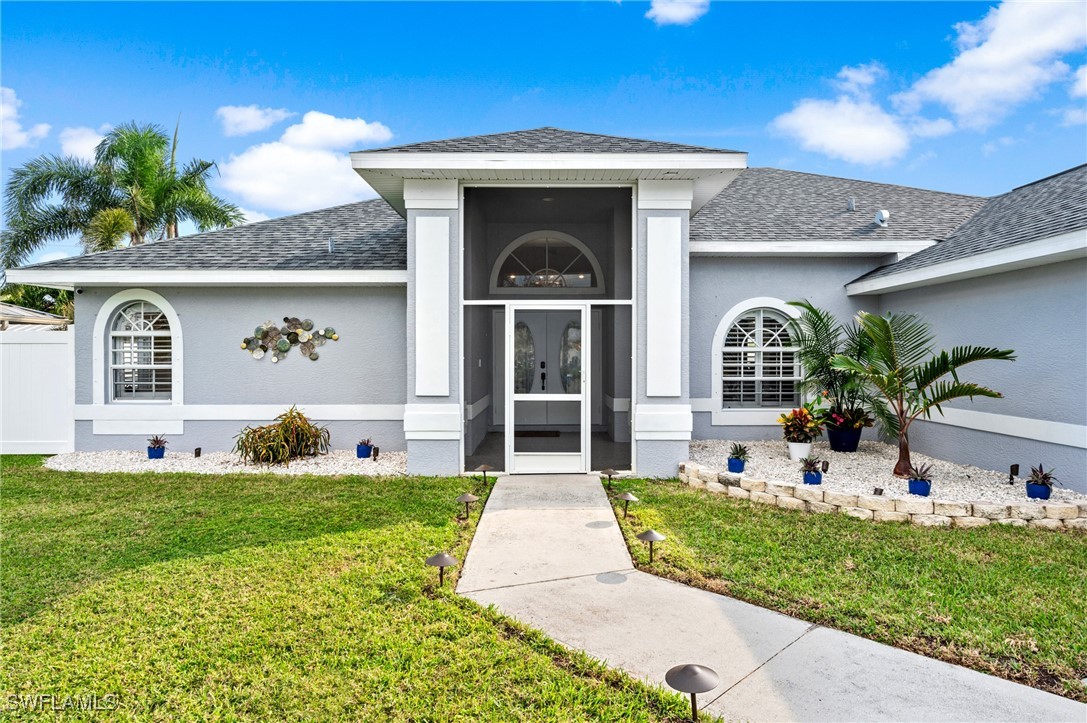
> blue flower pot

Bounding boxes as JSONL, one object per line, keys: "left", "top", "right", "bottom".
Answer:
{"left": 357, "top": 444, "right": 374, "bottom": 459}
{"left": 727, "top": 458, "right": 745, "bottom": 473}
{"left": 1026, "top": 482, "right": 1052, "bottom": 500}
{"left": 147, "top": 447, "right": 165, "bottom": 459}
{"left": 803, "top": 471, "right": 822, "bottom": 485}
{"left": 827, "top": 427, "right": 862, "bottom": 453}
{"left": 908, "top": 479, "right": 931, "bottom": 497}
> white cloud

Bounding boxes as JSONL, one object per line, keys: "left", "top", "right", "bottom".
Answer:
{"left": 218, "top": 111, "right": 391, "bottom": 214}
{"left": 238, "top": 207, "right": 271, "bottom": 224}
{"left": 1060, "top": 107, "right": 1086, "bottom": 126}
{"left": 981, "top": 136, "right": 1016, "bottom": 156}
{"left": 771, "top": 96, "right": 910, "bottom": 165}
{"left": 216, "top": 105, "right": 295, "bottom": 136}
{"left": 645, "top": 0, "right": 709, "bottom": 26}
{"left": 909, "top": 117, "right": 955, "bottom": 138}
{"left": 1072, "top": 65, "right": 1087, "bottom": 98}
{"left": 834, "top": 63, "right": 886, "bottom": 97}
{"left": 59, "top": 125, "right": 110, "bottom": 162}
{"left": 1, "top": 87, "right": 50, "bottom": 151}
{"left": 893, "top": 1, "right": 1087, "bottom": 129}
{"left": 279, "top": 111, "right": 392, "bottom": 149}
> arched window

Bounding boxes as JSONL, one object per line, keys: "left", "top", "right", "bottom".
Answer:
{"left": 715, "top": 301, "right": 801, "bottom": 409}
{"left": 110, "top": 301, "right": 173, "bottom": 401}
{"left": 490, "top": 230, "right": 605, "bottom": 294}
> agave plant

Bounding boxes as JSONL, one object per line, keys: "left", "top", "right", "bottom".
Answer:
{"left": 147, "top": 434, "right": 168, "bottom": 449}
{"left": 1028, "top": 464, "right": 1059, "bottom": 488}
{"left": 728, "top": 442, "right": 749, "bottom": 461}
{"left": 907, "top": 463, "right": 933, "bottom": 482}
{"left": 799, "top": 456, "right": 822, "bottom": 473}
{"left": 830, "top": 311, "right": 1015, "bottom": 477}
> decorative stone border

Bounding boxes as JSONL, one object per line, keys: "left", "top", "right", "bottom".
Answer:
{"left": 678, "top": 462, "right": 1087, "bottom": 531}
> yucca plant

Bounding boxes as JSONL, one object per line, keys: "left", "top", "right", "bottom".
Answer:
{"left": 234, "top": 406, "right": 330, "bottom": 465}
{"left": 830, "top": 311, "right": 1014, "bottom": 477}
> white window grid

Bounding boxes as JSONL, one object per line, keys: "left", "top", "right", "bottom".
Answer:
{"left": 110, "top": 301, "right": 173, "bottom": 402}
{"left": 721, "top": 309, "right": 801, "bottom": 408}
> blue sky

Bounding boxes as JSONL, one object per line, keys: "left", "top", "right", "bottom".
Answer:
{"left": 2, "top": 1, "right": 1085, "bottom": 265}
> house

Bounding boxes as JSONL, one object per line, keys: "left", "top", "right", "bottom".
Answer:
{"left": 0, "top": 302, "right": 69, "bottom": 331}
{"left": 7, "top": 129, "right": 1086, "bottom": 490}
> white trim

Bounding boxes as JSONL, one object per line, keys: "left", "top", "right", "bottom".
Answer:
{"left": 403, "top": 179, "right": 459, "bottom": 209}
{"left": 709, "top": 297, "right": 800, "bottom": 417}
{"left": 690, "top": 240, "right": 935, "bottom": 257}
{"left": 76, "top": 404, "right": 404, "bottom": 421}
{"left": 845, "top": 229, "right": 1087, "bottom": 296}
{"left": 92, "top": 289, "right": 183, "bottom": 407}
{"left": 352, "top": 151, "right": 747, "bottom": 172}
{"left": 488, "top": 230, "right": 606, "bottom": 296}
{"left": 414, "top": 216, "right": 450, "bottom": 396}
{"left": 922, "top": 407, "right": 1087, "bottom": 449}
{"left": 604, "top": 395, "right": 631, "bottom": 413}
{"left": 645, "top": 216, "right": 683, "bottom": 397}
{"left": 5, "top": 269, "right": 408, "bottom": 290}
{"left": 404, "top": 403, "right": 461, "bottom": 440}
{"left": 638, "top": 180, "right": 694, "bottom": 210}
{"left": 633, "top": 404, "right": 692, "bottom": 441}
{"left": 465, "top": 394, "right": 491, "bottom": 422}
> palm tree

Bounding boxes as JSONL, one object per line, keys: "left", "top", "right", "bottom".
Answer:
{"left": 830, "top": 311, "right": 1015, "bottom": 477}
{"left": 787, "top": 300, "right": 872, "bottom": 419}
{"left": 2, "top": 121, "right": 243, "bottom": 268}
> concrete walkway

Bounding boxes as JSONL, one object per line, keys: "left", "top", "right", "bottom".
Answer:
{"left": 457, "top": 474, "right": 1085, "bottom": 722}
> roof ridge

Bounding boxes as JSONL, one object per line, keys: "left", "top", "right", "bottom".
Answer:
{"left": 748, "top": 166, "right": 984, "bottom": 200}
{"left": 1009, "top": 163, "right": 1087, "bottom": 192}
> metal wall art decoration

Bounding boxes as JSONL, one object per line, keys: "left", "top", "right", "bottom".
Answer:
{"left": 241, "top": 317, "right": 339, "bottom": 363}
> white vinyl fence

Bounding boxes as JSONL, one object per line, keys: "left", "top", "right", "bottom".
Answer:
{"left": 0, "top": 329, "right": 74, "bottom": 454}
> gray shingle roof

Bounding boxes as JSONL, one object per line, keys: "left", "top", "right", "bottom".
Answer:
{"left": 366, "top": 127, "right": 737, "bottom": 154}
{"left": 691, "top": 167, "right": 985, "bottom": 244}
{"left": 857, "top": 164, "right": 1087, "bottom": 282}
{"left": 17, "top": 199, "right": 406, "bottom": 272}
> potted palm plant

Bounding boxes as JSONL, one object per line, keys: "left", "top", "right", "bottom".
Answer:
{"left": 907, "top": 463, "right": 933, "bottom": 496}
{"left": 1025, "top": 465, "right": 1057, "bottom": 500}
{"left": 147, "top": 435, "right": 167, "bottom": 459}
{"left": 788, "top": 301, "right": 874, "bottom": 453}
{"left": 830, "top": 311, "right": 1014, "bottom": 477}
{"left": 800, "top": 456, "right": 823, "bottom": 485}
{"left": 778, "top": 402, "right": 823, "bottom": 460}
{"left": 357, "top": 437, "right": 374, "bottom": 459}
{"left": 727, "top": 443, "right": 749, "bottom": 473}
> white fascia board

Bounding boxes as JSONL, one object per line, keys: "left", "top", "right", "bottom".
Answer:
{"left": 5, "top": 269, "right": 409, "bottom": 290}
{"left": 351, "top": 152, "right": 747, "bottom": 173}
{"left": 690, "top": 240, "right": 936, "bottom": 257}
{"left": 403, "top": 178, "right": 459, "bottom": 209}
{"left": 845, "top": 229, "right": 1087, "bottom": 296}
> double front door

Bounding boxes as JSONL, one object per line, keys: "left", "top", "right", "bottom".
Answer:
{"left": 505, "top": 304, "right": 588, "bottom": 473}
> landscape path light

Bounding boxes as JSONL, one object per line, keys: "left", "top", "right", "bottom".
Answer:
{"left": 601, "top": 468, "right": 617, "bottom": 491}
{"left": 474, "top": 464, "right": 493, "bottom": 485}
{"left": 665, "top": 663, "right": 720, "bottom": 721}
{"left": 617, "top": 492, "right": 638, "bottom": 518}
{"left": 425, "top": 552, "right": 458, "bottom": 587}
{"left": 455, "top": 492, "right": 479, "bottom": 519}
{"left": 636, "top": 529, "right": 666, "bottom": 564}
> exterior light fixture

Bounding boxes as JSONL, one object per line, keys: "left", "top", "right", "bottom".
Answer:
{"left": 821, "top": 460, "right": 830, "bottom": 473}
{"left": 636, "top": 529, "right": 665, "bottom": 563}
{"left": 873, "top": 487, "right": 884, "bottom": 496}
{"left": 617, "top": 492, "right": 638, "bottom": 518}
{"left": 665, "top": 663, "right": 720, "bottom": 721}
{"left": 425, "top": 552, "right": 459, "bottom": 587}
{"left": 455, "top": 492, "right": 479, "bottom": 519}
{"left": 194, "top": 447, "right": 201, "bottom": 458}
{"left": 601, "top": 468, "right": 617, "bottom": 491}
{"left": 474, "top": 464, "right": 493, "bottom": 485}
{"left": 1008, "top": 463, "right": 1019, "bottom": 485}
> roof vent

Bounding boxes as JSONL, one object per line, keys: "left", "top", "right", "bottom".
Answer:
{"left": 328, "top": 235, "right": 336, "bottom": 253}
{"left": 874, "top": 210, "right": 890, "bottom": 228}
{"left": 847, "top": 196, "right": 856, "bottom": 212}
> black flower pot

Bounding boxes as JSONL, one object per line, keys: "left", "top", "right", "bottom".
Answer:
{"left": 827, "top": 427, "right": 862, "bottom": 453}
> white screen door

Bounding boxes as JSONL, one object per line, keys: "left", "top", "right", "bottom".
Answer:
{"left": 506, "top": 304, "right": 589, "bottom": 473}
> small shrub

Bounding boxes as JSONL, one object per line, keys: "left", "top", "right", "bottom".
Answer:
{"left": 907, "top": 463, "right": 933, "bottom": 481}
{"left": 234, "top": 406, "right": 330, "bottom": 465}
{"left": 1028, "top": 464, "right": 1059, "bottom": 488}
{"left": 147, "top": 435, "right": 168, "bottom": 449}
{"left": 728, "top": 442, "right": 749, "bottom": 461}
{"left": 799, "top": 456, "right": 822, "bottom": 473}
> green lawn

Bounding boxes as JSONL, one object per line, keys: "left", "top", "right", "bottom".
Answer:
{"left": 611, "top": 478, "right": 1087, "bottom": 702}
{"left": 0, "top": 456, "right": 690, "bottom": 721}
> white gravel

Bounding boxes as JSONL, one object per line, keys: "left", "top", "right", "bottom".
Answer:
{"left": 689, "top": 439, "right": 1087, "bottom": 504}
{"left": 44, "top": 449, "right": 409, "bottom": 477}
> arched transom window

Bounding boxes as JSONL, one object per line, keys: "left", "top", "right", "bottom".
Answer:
{"left": 721, "top": 308, "right": 800, "bottom": 408}
{"left": 110, "top": 301, "right": 173, "bottom": 401}
{"left": 490, "top": 231, "right": 605, "bottom": 294}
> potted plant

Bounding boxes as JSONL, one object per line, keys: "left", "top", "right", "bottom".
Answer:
{"left": 727, "top": 442, "right": 749, "bottom": 473}
{"left": 357, "top": 437, "right": 374, "bottom": 459}
{"left": 800, "top": 456, "right": 823, "bottom": 485}
{"left": 1025, "top": 464, "right": 1058, "bottom": 500}
{"left": 907, "top": 463, "right": 933, "bottom": 497}
{"left": 777, "top": 401, "right": 823, "bottom": 460}
{"left": 147, "top": 435, "right": 167, "bottom": 459}
{"left": 788, "top": 301, "right": 874, "bottom": 453}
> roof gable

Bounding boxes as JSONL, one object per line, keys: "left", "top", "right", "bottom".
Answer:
{"left": 365, "top": 126, "right": 738, "bottom": 154}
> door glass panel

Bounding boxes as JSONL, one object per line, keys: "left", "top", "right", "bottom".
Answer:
{"left": 513, "top": 321, "right": 535, "bottom": 394}
{"left": 513, "top": 400, "right": 581, "bottom": 453}
{"left": 559, "top": 321, "right": 581, "bottom": 394}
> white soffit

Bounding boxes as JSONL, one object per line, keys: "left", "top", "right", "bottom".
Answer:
{"left": 351, "top": 152, "right": 747, "bottom": 215}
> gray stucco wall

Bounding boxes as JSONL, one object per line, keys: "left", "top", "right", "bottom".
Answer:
{"left": 880, "top": 260, "right": 1087, "bottom": 492}
{"left": 73, "top": 285, "right": 407, "bottom": 452}
{"left": 689, "top": 255, "right": 881, "bottom": 440}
